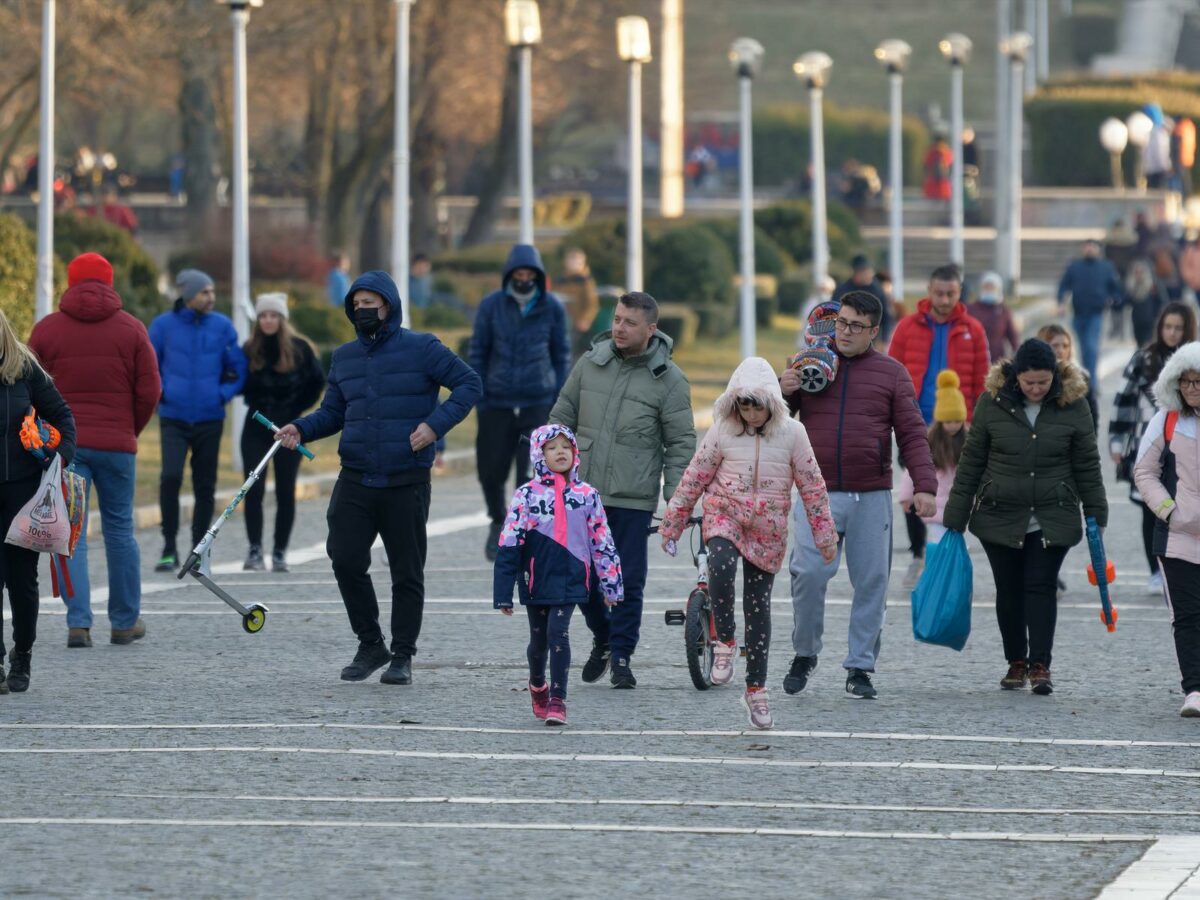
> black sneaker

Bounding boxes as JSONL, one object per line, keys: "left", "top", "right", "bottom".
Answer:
{"left": 340, "top": 641, "right": 391, "bottom": 682}
{"left": 7, "top": 650, "right": 31, "bottom": 693}
{"left": 272, "top": 550, "right": 289, "bottom": 573}
{"left": 611, "top": 657, "right": 637, "bottom": 689}
{"left": 155, "top": 551, "right": 178, "bottom": 573}
{"left": 484, "top": 521, "right": 502, "bottom": 562}
{"left": 380, "top": 655, "right": 413, "bottom": 685}
{"left": 243, "top": 546, "right": 265, "bottom": 571}
{"left": 783, "top": 655, "right": 818, "bottom": 695}
{"left": 845, "top": 667, "right": 877, "bottom": 700}
{"left": 0, "top": 663, "right": 9, "bottom": 695}
{"left": 581, "top": 640, "right": 611, "bottom": 683}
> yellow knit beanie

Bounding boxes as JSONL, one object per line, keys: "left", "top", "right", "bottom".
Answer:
{"left": 933, "top": 369, "right": 967, "bottom": 422}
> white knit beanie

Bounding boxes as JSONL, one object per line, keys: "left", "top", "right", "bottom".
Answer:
{"left": 254, "top": 292, "right": 289, "bottom": 320}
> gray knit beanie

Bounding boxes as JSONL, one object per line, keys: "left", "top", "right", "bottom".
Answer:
{"left": 176, "top": 269, "right": 214, "bottom": 301}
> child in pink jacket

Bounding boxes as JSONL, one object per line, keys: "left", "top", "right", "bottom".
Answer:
{"left": 899, "top": 370, "right": 969, "bottom": 552}
{"left": 659, "top": 357, "right": 836, "bottom": 729}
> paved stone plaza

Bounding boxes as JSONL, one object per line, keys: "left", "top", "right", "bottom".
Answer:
{"left": 3, "top": 356, "right": 1200, "bottom": 898}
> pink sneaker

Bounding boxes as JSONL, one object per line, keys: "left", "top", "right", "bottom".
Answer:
{"left": 741, "top": 687, "right": 773, "bottom": 730}
{"left": 545, "top": 697, "right": 567, "bottom": 726}
{"left": 530, "top": 682, "right": 550, "bottom": 720}
{"left": 711, "top": 640, "right": 736, "bottom": 685}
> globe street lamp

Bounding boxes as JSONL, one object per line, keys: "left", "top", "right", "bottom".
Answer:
{"left": 35, "top": 0, "right": 55, "bottom": 322}
{"left": 1126, "top": 109, "right": 1153, "bottom": 191}
{"left": 875, "top": 38, "right": 911, "bottom": 307}
{"left": 793, "top": 51, "right": 833, "bottom": 290}
{"left": 505, "top": 0, "right": 541, "bottom": 245}
{"left": 731, "top": 37, "right": 764, "bottom": 360}
{"left": 392, "top": 0, "right": 416, "bottom": 328}
{"left": 1099, "top": 117, "right": 1128, "bottom": 189}
{"left": 939, "top": 32, "right": 972, "bottom": 268}
{"left": 1001, "top": 30, "right": 1032, "bottom": 294}
{"left": 617, "top": 16, "right": 652, "bottom": 292}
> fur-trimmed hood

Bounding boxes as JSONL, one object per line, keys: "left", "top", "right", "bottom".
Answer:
{"left": 983, "top": 358, "right": 1090, "bottom": 407}
{"left": 1154, "top": 340, "right": 1200, "bottom": 412}
{"left": 713, "top": 357, "right": 791, "bottom": 437}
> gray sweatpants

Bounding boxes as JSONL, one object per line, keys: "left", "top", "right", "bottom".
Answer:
{"left": 789, "top": 490, "right": 893, "bottom": 672}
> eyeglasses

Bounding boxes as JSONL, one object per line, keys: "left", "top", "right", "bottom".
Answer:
{"left": 736, "top": 396, "right": 764, "bottom": 409}
{"left": 1180, "top": 378, "right": 1200, "bottom": 390}
{"left": 834, "top": 317, "right": 872, "bottom": 335}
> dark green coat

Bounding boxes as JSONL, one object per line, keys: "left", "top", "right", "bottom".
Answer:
{"left": 943, "top": 360, "right": 1107, "bottom": 548}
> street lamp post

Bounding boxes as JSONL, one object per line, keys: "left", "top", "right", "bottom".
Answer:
{"left": 1099, "top": 117, "right": 1129, "bottom": 189}
{"left": 1001, "top": 31, "right": 1032, "bottom": 295}
{"left": 392, "top": 0, "right": 415, "bottom": 327}
{"left": 994, "top": 0, "right": 1011, "bottom": 278}
{"left": 617, "top": 16, "right": 652, "bottom": 292}
{"left": 939, "top": 33, "right": 972, "bottom": 268}
{"left": 875, "top": 39, "right": 911, "bottom": 307}
{"left": 731, "top": 37, "right": 764, "bottom": 360}
{"left": 505, "top": 0, "right": 541, "bottom": 245}
{"left": 35, "top": 0, "right": 55, "bottom": 323}
{"left": 1126, "top": 110, "right": 1153, "bottom": 191}
{"left": 793, "top": 51, "right": 833, "bottom": 290}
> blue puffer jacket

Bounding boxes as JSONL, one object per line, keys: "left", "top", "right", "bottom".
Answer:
{"left": 292, "top": 270, "right": 482, "bottom": 487}
{"left": 149, "top": 302, "right": 248, "bottom": 423}
{"left": 1057, "top": 257, "right": 1122, "bottom": 317}
{"left": 468, "top": 244, "right": 570, "bottom": 410}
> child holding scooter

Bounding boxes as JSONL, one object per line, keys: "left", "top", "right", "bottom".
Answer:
{"left": 493, "top": 424, "right": 622, "bottom": 726}
{"left": 898, "top": 370, "right": 969, "bottom": 552}
{"left": 658, "top": 357, "right": 836, "bottom": 730}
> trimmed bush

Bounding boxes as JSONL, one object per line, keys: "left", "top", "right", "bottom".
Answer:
{"left": 54, "top": 214, "right": 163, "bottom": 324}
{"left": 646, "top": 225, "right": 735, "bottom": 306}
{"left": 693, "top": 304, "right": 736, "bottom": 338}
{"left": 167, "top": 228, "right": 326, "bottom": 286}
{"left": 435, "top": 242, "right": 513, "bottom": 276}
{"left": 696, "top": 218, "right": 794, "bottom": 278}
{"left": 655, "top": 301, "right": 699, "bottom": 349}
{"left": 754, "top": 200, "right": 857, "bottom": 269}
{"left": 0, "top": 213, "right": 54, "bottom": 339}
{"left": 776, "top": 277, "right": 809, "bottom": 316}
{"left": 556, "top": 218, "right": 627, "bottom": 287}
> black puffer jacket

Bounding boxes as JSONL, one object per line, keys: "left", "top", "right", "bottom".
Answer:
{"left": 241, "top": 335, "right": 325, "bottom": 426}
{"left": 0, "top": 361, "right": 76, "bottom": 482}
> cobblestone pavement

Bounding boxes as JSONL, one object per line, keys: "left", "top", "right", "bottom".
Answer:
{"left": 3, "top": 351, "right": 1200, "bottom": 899}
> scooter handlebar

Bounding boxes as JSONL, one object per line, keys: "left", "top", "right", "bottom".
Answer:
{"left": 253, "top": 411, "right": 316, "bottom": 460}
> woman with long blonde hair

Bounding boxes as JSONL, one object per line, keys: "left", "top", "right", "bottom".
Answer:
{"left": 0, "top": 309, "right": 76, "bottom": 695}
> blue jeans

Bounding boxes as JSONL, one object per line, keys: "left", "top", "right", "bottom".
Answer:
{"left": 1072, "top": 313, "right": 1104, "bottom": 390}
{"left": 64, "top": 449, "right": 141, "bottom": 630}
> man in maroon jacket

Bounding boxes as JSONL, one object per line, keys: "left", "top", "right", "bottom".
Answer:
{"left": 780, "top": 291, "right": 937, "bottom": 700}
{"left": 28, "top": 253, "right": 161, "bottom": 648}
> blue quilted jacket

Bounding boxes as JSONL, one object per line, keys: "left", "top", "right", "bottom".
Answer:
{"left": 148, "top": 303, "right": 248, "bottom": 423}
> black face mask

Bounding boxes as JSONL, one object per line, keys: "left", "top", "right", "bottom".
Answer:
{"left": 355, "top": 306, "right": 384, "bottom": 333}
{"left": 508, "top": 279, "right": 537, "bottom": 300}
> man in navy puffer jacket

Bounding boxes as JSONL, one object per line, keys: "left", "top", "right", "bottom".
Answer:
{"left": 468, "top": 243, "right": 570, "bottom": 561}
{"left": 278, "top": 271, "right": 481, "bottom": 685}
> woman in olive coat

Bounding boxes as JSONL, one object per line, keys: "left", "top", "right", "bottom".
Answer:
{"left": 944, "top": 339, "right": 1107, "bottom": 696}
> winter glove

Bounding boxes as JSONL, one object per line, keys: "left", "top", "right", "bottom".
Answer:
{"left": 20, "top": 411, "right": 60, "bottom": 463}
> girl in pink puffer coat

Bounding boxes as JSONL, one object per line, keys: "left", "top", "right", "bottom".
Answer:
{"left": 659, "top": 357, "right": 836, "bottom": 729}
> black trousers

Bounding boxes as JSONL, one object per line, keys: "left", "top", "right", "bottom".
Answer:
{"left": 1161, "top": 557, "right": 1200, "bottom": 695}
{"left": 905, "top": 509, "right": 927, "bottom": 558}
{"left": 326, "top": 477, "right": 431, "bottom": 658}
{"left": 1140, "top": 503, "right": 1159, "bottom": 573}
{"left": 159, "top": 418, "right": 224, "bottom": 553}
{"left": 981, "top": 532, "right": 1069, "bottom": 667}
{"left": 0, "top": 474, "right": 44, "bottom": 660}
{"left": 241, "top": 413, "right": 302, "bottom": 553}
{"left": 527, "top": 604, "right": 575, "bottom": 700}
{"left": 476, "top": 405, "right": 550, "bottom": 523}
{"left": 707, "top": 537, "right": 775, "bottom": 688}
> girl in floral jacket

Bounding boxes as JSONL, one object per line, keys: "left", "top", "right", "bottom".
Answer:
{"left": 659, "top": 357, "right": 836, "bottom": 729}
{"left": 493, "top": 424, "right": 622, "bottom": 726}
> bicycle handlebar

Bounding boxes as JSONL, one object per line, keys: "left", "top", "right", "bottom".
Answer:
{"left": 647, "top": 515, "right": 702, "bottom": 535}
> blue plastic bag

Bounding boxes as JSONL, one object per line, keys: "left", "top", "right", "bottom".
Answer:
{"left": 910, "top": 530, "right": 972, "bottom": 651}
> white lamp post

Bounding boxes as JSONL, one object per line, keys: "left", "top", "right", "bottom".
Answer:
{"left": 505, "top": 0, "right": 541, "bottom": 245}
{"left": 875, "top": 39, "right": 911, "bottom": 306}
{"left": 1001, "top": 30, "right": 1032, "bottom": 294}
{"left": 617, "top": 16, "right": 651, "bottom": 293}
{"left": 392, "top": 0, "right": 415, "bottom": 327}
{"left": 939, "top": 33, "right": 972, "bottom": 268}
{"left": 1126, "top": 110, "right": 1153, "bottom": 191}
{"left": 793, "top": 51, "right": 833, "bottom": 290}
{"left": 994, "top": 0, "right": 1011, "bottom": 278}
{"left": 731, "top": 37, "right": 764, "bottom": 360}
{"left": 35, "top": 0, "right": 55, "bottom": 323}
{"left": 1099, "top": 117, "right": 1129, "bottom": 189}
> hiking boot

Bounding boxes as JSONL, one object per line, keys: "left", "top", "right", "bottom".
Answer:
{"left": 111, "top": 618, "right": 147, "bottom": 645}
{"left": 610, "top": 657, "right": 637, "bottom": 689}
{"left": 379, "top": 654, "right": 413, "bottom": 685}
{"left": 272, "top": 550, "right": 289, "bottom": 573}
{"left": 845, "top": 668, "right": 877, "bottom": 699}
{"left": 7, "top": 651, "right": 31, "bottom": 693}
{"left": 742, "top": 687, "right": 774, "bottom": 730}
{"left": 340, "top": 641, "right": 391, "bottom": 681}
{"left": 581, "top": 640, "right": 611, "bottom": 683}
{"left": 1000, "top": 660, "right": 1028, "bottom": 691}
{"left": 155, "top": 551, "right": 178, "bottom": 573}
{"left": 545, "top": 697, "right": 567, "bottom": 726}
{"left": 243, "top": 546, "right": 265, "bottom": 571}
{"left": 530, "top": 681, "right": 551, "bottom": 720}
{"left": 484, "top": 520, "right": 502, "bottom": 562}
{"left": 1029, "top": 663, "right": 1054, "bottom": 695}
{"left": 67, "top": 628, "right": 92, "bottom": 649}
{"left": 783, "top": 655, "right": 818, "bottom": 695}
{"left": 1181, "top": 692, "right": 1200, "bottom": 718}
{"left": 710, "top": 641, "right": 736, "bottom": 686}
{"left": 0, "top": 663, "right": 9, "bottom": 695}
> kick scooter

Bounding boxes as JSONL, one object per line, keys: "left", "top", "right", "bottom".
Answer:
{"left": 177, "top": 411, "right": 315, "bottom": 633}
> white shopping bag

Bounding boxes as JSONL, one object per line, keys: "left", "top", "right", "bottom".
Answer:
{"left": 5, "top": 455, "right": 71, "bottom": 555}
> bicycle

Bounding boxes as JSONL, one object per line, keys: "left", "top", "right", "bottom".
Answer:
{"left": 651, "top": 515, "right": 717, "bottom": 690}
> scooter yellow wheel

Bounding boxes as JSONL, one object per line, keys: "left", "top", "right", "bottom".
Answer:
{"left": 242, "top": 605, "right": 268, "bottom": 634}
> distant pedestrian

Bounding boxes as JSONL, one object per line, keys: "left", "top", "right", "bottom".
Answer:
{"left": 1172, "top": 115, "right": 1196, "bottom": 196}
{"left": 834, "top": 254, "right": 892, "bottom": 343}
{"left": 1143, "top": 104, "right": 1173, "bottom": 190}
{"left": 922, "top": 133, "right": 953, "bottom": 201}
{"left": 409, "top": 253, "right": 433, "bottom": 311}
{"left": 1124, "top": 257, "right": 1169, "bottom": 348}
{"left": 965, "top": 270, "right": 1020, "bottom": 363}
{"left": 1056, "top": 239, "right": 1122, "bottom": 390}
{"left": 897, "top": 370, "right": 969, "bottom": 553}
{"left": 1037, "top": 323, "right": 1099, "bottom": 426}
{"left": 326, "top": 252, "right": 350, "bottom": 308}
{"left": 555, "top": 247, "right": 600, "bottom": 364}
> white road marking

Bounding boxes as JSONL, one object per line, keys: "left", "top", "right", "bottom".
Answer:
{"left": 1097, "top": 836, "right": 1200, "bottom": 898}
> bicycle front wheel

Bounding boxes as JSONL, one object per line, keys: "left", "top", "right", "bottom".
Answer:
{"left": 684, "top": 587, "right": 715, "bottom": 690}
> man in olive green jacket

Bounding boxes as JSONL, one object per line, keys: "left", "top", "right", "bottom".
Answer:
{"left": 549, "top": 291, "right": 696, "bottom": 689}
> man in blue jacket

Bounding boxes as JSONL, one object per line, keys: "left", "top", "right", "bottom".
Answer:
{"left": 277, "top": 271, "right": 481, "bottom": 686}
{"left": 148, "top": 269, "right": 248, "bottom": 572}
{"left": 1056, "top": 239, "right": 1122, "bottom": 391}
{"left": 468, "top": 244, "right": 570, "bottom": 562}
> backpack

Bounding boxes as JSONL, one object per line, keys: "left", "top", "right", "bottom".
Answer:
{"left": 1152, "top": 410, "right": 1181, "bottom": 559}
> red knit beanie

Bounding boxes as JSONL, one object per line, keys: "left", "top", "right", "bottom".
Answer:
{"left": 67, "top": 252, "right": 114, "bottom": 288}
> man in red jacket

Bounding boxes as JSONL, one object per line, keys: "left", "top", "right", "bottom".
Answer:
{"left": 888, "top": 264, "right": 989, "bottom": 572}
{"left": 781, "top": 291, "right": 937, "bottom": 700}
{"left": 28, "top": 253, "right": 161, "bottom": 648}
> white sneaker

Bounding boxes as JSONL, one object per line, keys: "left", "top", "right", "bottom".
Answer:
{"left": 902, "top": 556, "right": 924, "bottom": 588}
{"left": 742, "top": 688, "right": 773, "bottom": 730}
{"left": 1147, "top": 571, "right": 1164, "bottom": 594}
{"left": 1181, "top": 692, "right": 1200, "bottom": 718}
{"left": 711, "top": 641, "right": 736, "bottom": 686}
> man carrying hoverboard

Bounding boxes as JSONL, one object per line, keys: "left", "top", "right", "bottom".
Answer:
{"left": 275, "top": 271, "right": 481, "bottom": 686}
